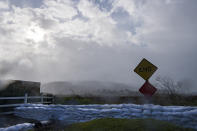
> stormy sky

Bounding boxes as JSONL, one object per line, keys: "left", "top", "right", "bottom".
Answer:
{"left": 0, "top": 0, "right": 197, "bottom": 91}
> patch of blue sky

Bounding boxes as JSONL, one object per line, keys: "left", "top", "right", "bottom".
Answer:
{"left": 90, "top": 0, "right": 114, "bottom": 12}
{"left": 111, "top": 7, "right": 141, "bottom": 35}
{"left": 72, "top": 9, "right": 89, "bottom": 22}
{"left": 8, "top": 0, "right": 43, "bottom": 8}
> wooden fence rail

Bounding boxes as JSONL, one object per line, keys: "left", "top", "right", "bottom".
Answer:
{"left": 0, "top": 93, "right": 54, "bottom": 115}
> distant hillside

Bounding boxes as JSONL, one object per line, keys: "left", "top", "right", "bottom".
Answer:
{"left": 41, "top": 81, "right": 139, "bottom": 97}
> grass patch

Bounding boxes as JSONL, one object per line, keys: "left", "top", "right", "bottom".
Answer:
{"left": 53, "top": 96, "right": 105, "bottom": 105}
{"left": 53, "top": 95, "right": 197, "bottom": 106}
{"left": 65, "top": 118, "right": 194, "bottom": 131}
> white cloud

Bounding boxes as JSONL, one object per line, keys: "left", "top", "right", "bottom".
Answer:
{"left": 42, "top": 0, "right": 77, "bottom": 20}
{"left": 0, "top": 1, "right": 9, "bottom": 9}
{"left": 0, "top": 0, "right": 196, "bottom": 91}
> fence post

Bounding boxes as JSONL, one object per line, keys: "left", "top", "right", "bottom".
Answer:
{"left": 41, "top": 93, "right": 44, "bottom": 104}
{"left": 24, "top": 93, "right": 28, "bottom": 104}
{"left": 52, "top": 95, "right": 55, "bottom": 104}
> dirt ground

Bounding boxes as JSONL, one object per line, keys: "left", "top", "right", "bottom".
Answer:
{"left": 0, "top": 114, "right": 35, "bottom": 128}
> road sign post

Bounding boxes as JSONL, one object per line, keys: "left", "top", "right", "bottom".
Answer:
{"left": 139, "top": 81, "right": 157, "bottom": 97}
{"left": 134, "top": 58, "right": 157, "bottom": 80}
{"left": 134, "top": 58, "right": 158, "bottom": 97}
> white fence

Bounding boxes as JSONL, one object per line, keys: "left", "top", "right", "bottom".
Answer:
{"left": 0, "top": 93, "right": 53, "bottom": 115}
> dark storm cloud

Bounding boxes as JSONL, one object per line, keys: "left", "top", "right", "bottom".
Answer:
{"left": 0, "top": 61, "right": 16, "bottom": 76}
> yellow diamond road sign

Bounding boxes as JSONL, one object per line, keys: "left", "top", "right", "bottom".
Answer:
{"left": 134, "top": 58, "right": 158, "bottom": 80}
